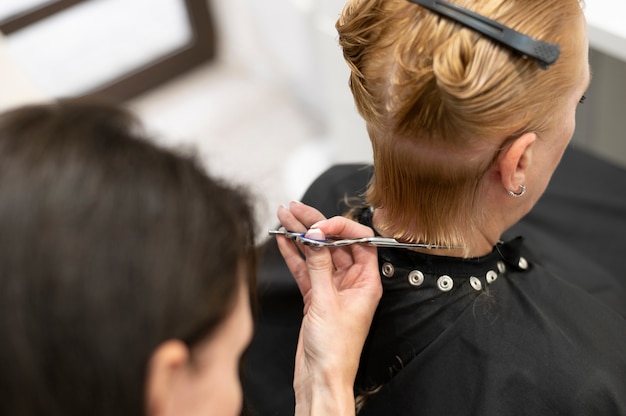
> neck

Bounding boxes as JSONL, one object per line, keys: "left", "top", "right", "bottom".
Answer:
{"left": 371, "top": 208, "right": 499, "bottom": 258}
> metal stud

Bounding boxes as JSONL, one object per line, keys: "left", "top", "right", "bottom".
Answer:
{"left": 486, "top": 270, "right": 498, "bottom": 284}
{"left": 469, "top": 276, "right": 482, "bottom": 291}
{"left": 437, "top": 275, "right": 454, "bottom": 292}
{"left": 497, "top": 261, "right": 506, "bottom": 274}
{"left": 381, "top": 262, "right": 395, "bottom": 278}
{"left": 518, "top": 257, "right": 529, "bottom": 270}
{"left": 408, "top": 270, "right": 425, "bottom": 287}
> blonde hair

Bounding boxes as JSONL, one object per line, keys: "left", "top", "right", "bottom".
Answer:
{"left": 337, "top": 0, "right": 584, "bottom": 247}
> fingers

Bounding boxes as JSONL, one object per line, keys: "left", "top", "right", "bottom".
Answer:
{"left": 277, "top": 227, "right": 336, "bottom": 300}
{"left": 277, "top": 204, "right": 307, "bottom": 234}
{"left": 301, "top": 228, "right": 334, "bottom": 296}
{"left": 310, "top": 215, "right": 375, "bottom": 239}
{"left": 276, "top": 202, "right": 368, "bottom": 240}
{"left": 275, "top": 202, "right": 380, "bottom": 300}
{"left": 276, "top": 202, "right": 328, "bottom": 297}
{"left": 277, "top": 201, "right": 327, "bottom": 233}
{"left": 310, "top": 216, "right": 377, "bottom": 268}
{"left": 276, "top": 233, "right": 311, "bottom": 296}
{"left": 288, "top": 201, "right": 327, "bottom": 228}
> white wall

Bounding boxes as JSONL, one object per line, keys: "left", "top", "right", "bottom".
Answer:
{"left": 0, "top": 34, "right": 49, "bottom": 112}
{"left": 209, "top": 0, "right": 372, "bottom": 164}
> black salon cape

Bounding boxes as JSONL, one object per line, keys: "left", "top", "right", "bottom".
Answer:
{"left": 242, "top": 146, "right": 626, "bottom": 416}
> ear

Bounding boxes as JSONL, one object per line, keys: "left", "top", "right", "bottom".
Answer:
{"left": 497, "top": 132, "right": 537, "bottom": 195}
{"left": 145, "top": 340, "right": 190, "bottom": 416}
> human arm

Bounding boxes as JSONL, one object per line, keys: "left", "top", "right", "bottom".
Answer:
{"left": 275, "top": 201, "right": 382, "bottom": 416}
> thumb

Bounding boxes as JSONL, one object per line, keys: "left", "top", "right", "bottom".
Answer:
{"left": 303, "top": 228, "right": 334, "bottom": 292}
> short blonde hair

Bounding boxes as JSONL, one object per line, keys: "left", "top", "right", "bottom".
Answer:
{"left": 337, "top": 0, "right": 585, "bottom": 247}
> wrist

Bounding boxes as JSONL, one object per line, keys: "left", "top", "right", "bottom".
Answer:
{"left": 294, "top": 369, "right": 356, "bottom": 416}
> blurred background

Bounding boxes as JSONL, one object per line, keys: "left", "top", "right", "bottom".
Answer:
{"left": 1, "top": 0, "right": 625, "bottom": 237}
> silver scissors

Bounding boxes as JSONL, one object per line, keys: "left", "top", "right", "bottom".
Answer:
{"left": 269, "top": 229, "right": 461, "bottom": 250}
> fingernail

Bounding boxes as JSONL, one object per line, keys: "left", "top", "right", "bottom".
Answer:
{"left": 289, "top": 200, "right": 303, "bottom": 208}
{"left": 305, "top": 228, "right": 325, "bottom": 240}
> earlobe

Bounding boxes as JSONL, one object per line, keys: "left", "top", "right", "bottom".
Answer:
{"left": 497, "top": 132, "right": 536, "bottom": 195}
{"left": 145, "top": 340, "right": 190, "bottom": 416}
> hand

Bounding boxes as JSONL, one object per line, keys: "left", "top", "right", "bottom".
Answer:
{"left": 276, "top": 201, "right": 382, "bottom": 416}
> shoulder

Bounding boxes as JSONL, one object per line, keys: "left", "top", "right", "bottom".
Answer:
{"left": 507, "top": 146, "right": 626, "bottom": 317}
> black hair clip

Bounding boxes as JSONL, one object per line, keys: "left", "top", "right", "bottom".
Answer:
{"left": 409, "top": 0, "right": 560, "bottom": 69}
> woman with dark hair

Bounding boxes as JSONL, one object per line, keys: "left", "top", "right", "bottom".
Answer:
{"left": 244, "top": 0, "right": 626, "bottom": 415}
{"left": 0, "top": 100, "right": 382, "bottom": 416}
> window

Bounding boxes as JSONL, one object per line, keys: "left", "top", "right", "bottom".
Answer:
{"left": 0, "top": 0, "right": 215, "bottom": 102}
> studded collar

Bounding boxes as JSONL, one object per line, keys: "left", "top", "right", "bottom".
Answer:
{"left": 356, "top": 207, "right": 530, "bottom": 293}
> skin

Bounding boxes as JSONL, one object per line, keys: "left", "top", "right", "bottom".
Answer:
{"left": 145, "top": 274, "right": 253, "bottom": 416}
{"left": 489, "top": 11, "right": 591, "bottom": 251}
{"left": 277, "top": 201, "right": 383, "bottom": 416}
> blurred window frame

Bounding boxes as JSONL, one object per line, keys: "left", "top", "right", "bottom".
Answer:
{"left": 0, "top": 0, "right": 216, "bottom": 102}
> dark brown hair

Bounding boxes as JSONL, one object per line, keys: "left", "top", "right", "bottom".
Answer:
{"left": 0, "top": 99, "right": 257, "bottom": 415}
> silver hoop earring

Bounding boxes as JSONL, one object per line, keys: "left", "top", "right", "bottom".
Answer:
{"left": 507, "top": 184, "right": 526, "bottom": 198}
